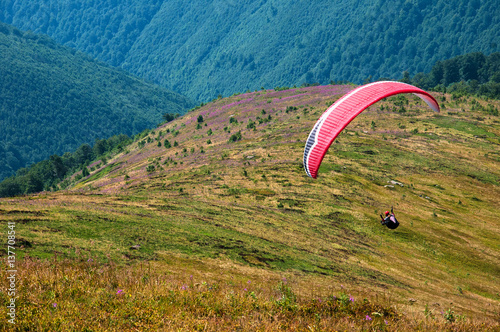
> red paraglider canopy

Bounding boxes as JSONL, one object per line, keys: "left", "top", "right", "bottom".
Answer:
{"left": 303, "top": 81, "right": 440, "bottom": 178}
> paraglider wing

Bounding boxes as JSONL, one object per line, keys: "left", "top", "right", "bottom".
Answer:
{"left": 303, "top": 81, "right": 440, "bottom": 178}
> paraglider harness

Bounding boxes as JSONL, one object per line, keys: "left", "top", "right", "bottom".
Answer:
{"left": 380, "top": 207, "right": 399, "bottom": 229}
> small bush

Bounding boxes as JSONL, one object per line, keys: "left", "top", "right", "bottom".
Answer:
{"left": 229, "top": 131, "right": 242, "bottom": 142}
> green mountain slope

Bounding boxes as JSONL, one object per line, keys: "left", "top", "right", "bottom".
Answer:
{"left": 1, "top": 0, "right": 499, "bottom": 100}
{"left": 0, "top": 22, "right": 194, "bottom": 181}
{"left": 1, "top": 85, "right": 498, "bottom": 329}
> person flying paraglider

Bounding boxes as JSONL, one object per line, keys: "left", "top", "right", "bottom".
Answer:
{"left": 302, "top": 82, "right": 438, "bottom": 230}
{"left": 380, "top": 206, "right": 399, "bottom": 229}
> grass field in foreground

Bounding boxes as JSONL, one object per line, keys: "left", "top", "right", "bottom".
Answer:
{"left": 1, "top": 85, "right": 499, "bottom": 330}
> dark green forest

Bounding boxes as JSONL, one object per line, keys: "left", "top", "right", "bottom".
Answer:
{"left": 1, "top": 0, "right": 498, "bottom": 101}
{"left": 404, "top": 52, "right": 500, "bottom": 98}
{"left": 0, "top": 134, "right": 133, "bottom": 198}
{"left": 0, "top": 22, "right": 194, "bottom": 181}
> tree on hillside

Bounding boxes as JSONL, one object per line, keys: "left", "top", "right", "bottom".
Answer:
{"left": 0, "top": 177, "right": 22, "bottom": 197}
{"left": 442, "top": 59, "right": 461, "bottom": 86}
{"left": 50, "top": 155, "right": 67, "bottom": 179}
{"left": 162, "top": 113, "right": 179, "bottom": 123}
{"left": 460, "top": 52, "right": 486, "bottom": 81}
{"left": 74, "top": 144, "right": 93, "bottom": 165}
{"left": 429, "top": 61, "right": 444, "bottom": 87}
{"left": 82, "top": 166, "right": 90, "bottom": 178}
{"left": 24, "top": 174, "right": 44, "bottom": 193}
{"left": 93, "top": 139, "right": 108, "bottom": 157}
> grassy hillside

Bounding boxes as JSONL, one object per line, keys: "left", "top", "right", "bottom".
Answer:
{"left": 0, "top": 22, "right": 194, "bottom": 181}
{"left": 1, "top": 0, "right": 499, "bottom": 100}
{"left": 1, "top": 85, "right": 499, "bottom": 330}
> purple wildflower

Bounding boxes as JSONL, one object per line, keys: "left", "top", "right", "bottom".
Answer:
{"left": 365, "top": 315, "right": 372, "bottom": 321}
{"left": 116, "top": 289, "right": 123, "bottom": 295}
{"left": 349, "top": 296, "right": 354, "bottom": 302}
{"left": 52, "top": 303, "right": 57, "bottom": 308}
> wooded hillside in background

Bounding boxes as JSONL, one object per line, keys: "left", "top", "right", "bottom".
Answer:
{"left": 1, "top": 0, "right": 498, "bottom": 101}
{"left": 405, "top": 52, "right": 500, "bottom": 99}
{"left": 0, "top": 22, "right": 194, "bottom": 181}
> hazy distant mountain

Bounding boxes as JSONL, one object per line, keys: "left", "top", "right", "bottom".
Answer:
{"left": 2, "top": 0, "right": 498, "bottom": 101}
{"left": 0, "top": 22, "right": 194, "bottom": 180}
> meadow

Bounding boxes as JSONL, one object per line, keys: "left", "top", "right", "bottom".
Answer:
{"left": 1, "top": 85, "right": 499, "bottom": 330}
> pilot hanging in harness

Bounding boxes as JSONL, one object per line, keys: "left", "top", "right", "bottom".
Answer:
{"left": 380, "top": 206, "right": 399, "bottom": 229}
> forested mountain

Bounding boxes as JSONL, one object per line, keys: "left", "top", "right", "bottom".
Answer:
{"left": 0, "top": 22, "right": 194, "bottom": 181}
{"left": 1, "top": 0, "right": 498, "bottom": 101}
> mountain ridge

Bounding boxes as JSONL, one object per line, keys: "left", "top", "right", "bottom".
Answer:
{"left": 0, "top": 21, "right": 194, "bottom": 181}
{"left": 2, "top": 0, "right": 499, "bottom": 101}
